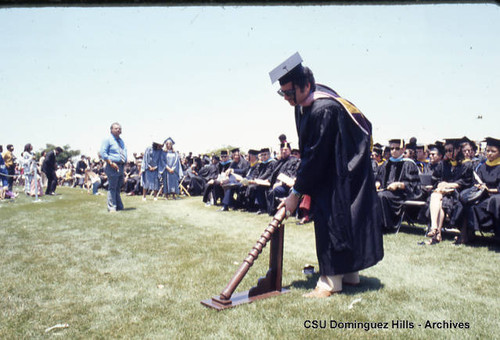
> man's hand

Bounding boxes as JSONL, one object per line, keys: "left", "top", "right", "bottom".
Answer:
{"left": 109, "top": 161, "right": 119, "bottom": 171}
{"left": 278, "top": 193, "right": 300, "bottom": 219}
{"left": 387, "top": 182, "right": 404, "bottom": 191}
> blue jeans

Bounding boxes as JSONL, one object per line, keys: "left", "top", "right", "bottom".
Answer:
{"left": 92, "top": 181, "right": 100, "bottom": 195}
{"left": 105, "top": 163, "right": 124, "bottom": 211}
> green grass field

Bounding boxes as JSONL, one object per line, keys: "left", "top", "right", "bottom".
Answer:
{"left": 1, "top": 186, "right": 499, "bottom": 339}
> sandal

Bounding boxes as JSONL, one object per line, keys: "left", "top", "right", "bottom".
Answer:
{"left": 427, "top": 228, "right": 438, "bottom": 238}
{"left": 427, "top": 231, "right": 442, "bottom": 245}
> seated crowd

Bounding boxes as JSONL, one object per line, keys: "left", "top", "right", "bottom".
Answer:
{"left": 372, "top": 136, "right": 500, "bottom": 245}
{"left": 2, "top": 134, "right": 499, "bottom": 245}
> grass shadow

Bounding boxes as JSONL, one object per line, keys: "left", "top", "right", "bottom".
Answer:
{"left": 343, "top": 276, "right": 384, "bottom": 295}
{"left": 121, "top": 207, "right": 137, "bottom": 212}
{"left": 285, "top": 274, "right": 384, "bottom": 295}
{"left": 397, "top": 224, "right": 428, "bottom": 236}
{"left": 466, "top": 236, "right": 500, "bottom": 253}
{"left": 285, "top": 273, "right": 320, "bottom": 290}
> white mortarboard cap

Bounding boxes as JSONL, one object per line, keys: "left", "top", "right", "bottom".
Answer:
{"left": 152, "top": 135, "right": 163, "bottom": 145}
{"left": 269, "top": 52, "right": 303, "bottom": 84}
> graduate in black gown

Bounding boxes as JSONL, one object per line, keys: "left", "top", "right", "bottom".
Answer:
{"left": 219, "top": 148, "right": 250, "bottom": 211}
{"left": 221, "top": 149, "right": 260, "bottom": 211}
{"left": 371, "top": 143, "right": 385, "bottom": 178}
{"left": 265, "top": 142, "right": 300, "bottom": 215}
{"left": 271, "top": 52, "right": 383, "bottom": 298}
{"left": 426, "top": 138, "right": 474, "bottom": 244}
{"left": 248, "top": 148, "right": 275, "bottom": 214}
{"left": 461, "top": 137, "right": 500, "bottom": 243}
{"left": 415, "top": 144, "right": 430, "bottom": 174}
{"left": 184, "top": 157, "right": 205, "bottom": 196}
{"left": 42, "top": 147, "right": 63, "bottom": 195}
{"left": 202, "top": 151, "right": 231, "bottom": 205}
{"left": 376, "top": 139, "right": 422, "bottom": 231}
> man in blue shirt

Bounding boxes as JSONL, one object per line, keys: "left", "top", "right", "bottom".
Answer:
{"left": 100, "top": 122, "right": 127, "bottom": 212}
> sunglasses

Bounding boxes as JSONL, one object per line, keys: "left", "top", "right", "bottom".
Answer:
{"left": 390, "top": 147, "right": 401, "bottom": 151}
{"left": 277, "top": 89, "right": 296, "bottom": 97}
{"left": 445, "top": 148, "right": 454, "bottom": 153}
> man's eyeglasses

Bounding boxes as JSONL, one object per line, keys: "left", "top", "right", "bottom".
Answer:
{"left": 390, "top": 147, "right": 401, "bottom": 151}
{"left": 277, "top": 89, "right": 295, "bottom": 97}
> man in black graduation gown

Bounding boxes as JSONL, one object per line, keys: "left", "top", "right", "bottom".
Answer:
{"left": 371, "top": 143, "right": 385, "bottom": 178}
{"left": 182, "top": 157, "right": 206, "bottom": 196}
{"left": 124, "top": 160, "right": 141, "bottom": 195}
{"left": 376, "top": 139, "right": 422, "bottom": 231}
{"left": 271, "top": 52, "right": 383, "bottom": 298}
{"left": 74, "top": 155, "right": 88, "bottom": 188}
{"left": 218, "top": 148, "right": 249, "bottom": 211}
{"left": 220, "top": 149, "right": 260, "bottom": 211}
{"left": 265, "top": 142, "right": 300, "bottom": 215}
{"left": 202, "top": 151, "right": 231, "bottom": 205}
{"left": 248, "top": 148, "right": 276, "bottom": 214}
{"left": 42, "top": 147, "right": 63, "bottom": 195}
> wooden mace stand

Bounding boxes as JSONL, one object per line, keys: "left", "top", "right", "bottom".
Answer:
{"left": 201, "top": 207, "right": 289, "bottom": 310}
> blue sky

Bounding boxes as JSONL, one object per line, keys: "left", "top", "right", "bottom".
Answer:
{"left": 1, "top": 4, "right": 499, "bottom": 159}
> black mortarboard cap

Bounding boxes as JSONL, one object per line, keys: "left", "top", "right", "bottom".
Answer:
{"left": 280, "top": 142, "right": 291, "bottom": 149}
{"left": 428, "top": 144, "right": 444, "bottom": 155}
{"left": 460, "top": 136, "right": 477, "bottom": 150}
{"left": 230, "top": 148, "right": 240, "bottom": 153}
{"left": 444, "top": 138, "right": 462, "bottom": 147}
{"left": 484, "top": 137, "right": 500, "bottom": 148}
{"left": 248, "top": 149, "right": 259, "bottom": 156}
{"left": 220, "top": 150, "right": 228, "bottom": 156}
{"left": 388, "top": 139, "right": 405, "bottom": 147}
{"left": 260, "top": 148, "right": 270, "bottom": 153}
{"left": 373, "top": 145, "right": 383, "bottom": 155}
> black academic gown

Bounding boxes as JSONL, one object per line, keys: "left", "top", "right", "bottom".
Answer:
{"left": 246, "top": 160, "right": 276, "bottom": 212}
{"left": 435, "top": 159, "right": 474, "bottom": 226}
{"left": 42, "top": 150, "right": 58, "bottom": 194}
{"left": 266, "top": 155, "right": 301, "bottom": 214}
{"left": 293, "top": 84, "right": 383, "bottom": 276}
{"left": 466, "top": 161, "right": 500, "bottom": 236}
{"left": 229, "top": 158, "right": 250, "bottom": 177}
{"left": 376, "top": 158, "right": 422, "bottom": 230}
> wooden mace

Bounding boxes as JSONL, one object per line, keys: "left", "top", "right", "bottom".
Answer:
{"left": 201, "top": 207, "right": 288, "bottom": 310}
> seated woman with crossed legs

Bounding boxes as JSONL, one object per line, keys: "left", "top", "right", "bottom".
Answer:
{"left": 427, "top": 138, "right": 474, "bottom": 244}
